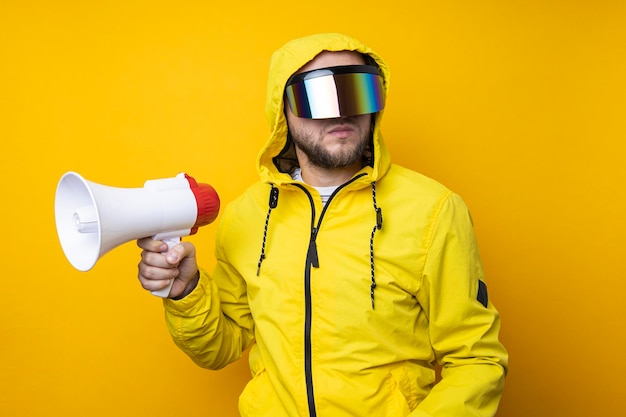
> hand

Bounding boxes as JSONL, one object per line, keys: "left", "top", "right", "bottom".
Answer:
{"left": 137, "top": 237, "right": 200, "bottom": 299}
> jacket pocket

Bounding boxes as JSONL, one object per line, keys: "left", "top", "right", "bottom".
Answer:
{"left": 386, "top": 362, "right": 422, "bottom": 414}
{"left": 238, "top": 348, "right": 288, "bottom": 417}
{"left": 238, "top": 365, "right": 267, "bottom": 417}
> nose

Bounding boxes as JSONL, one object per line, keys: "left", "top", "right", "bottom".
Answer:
{"left": 329, "top": 115, "right": 357, "bottom": 123}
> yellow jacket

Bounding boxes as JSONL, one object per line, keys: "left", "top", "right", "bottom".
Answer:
{"left": 164, "top": 33, "right": 508, "bottom": 417}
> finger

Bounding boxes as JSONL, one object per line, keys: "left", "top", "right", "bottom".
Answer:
{"left": 141, "top": 248, "right": 175, "bottom": 269}
{"left": 164, "top": 241, "right": 196, "bottom": 266}
{"left": 139, "top": 273, "right": 176, "bottom": 293}
{"left": 138, "top": 262, "right": 178, "bottom": 290}
{"left": 137, "top": 237, "right": 169, "bottom": 252}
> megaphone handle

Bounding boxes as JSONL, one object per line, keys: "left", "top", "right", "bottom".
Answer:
{"left": 150, "top": 237, "right": 180, "bottom": 298}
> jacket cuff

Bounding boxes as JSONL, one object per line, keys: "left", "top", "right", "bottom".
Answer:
{"left": 162, "top": 268, "right": 211, "bottom": 315}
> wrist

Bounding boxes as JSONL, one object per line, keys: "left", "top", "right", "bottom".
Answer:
{"left": 170, "top": 270, "right": 200, "bottom": 300}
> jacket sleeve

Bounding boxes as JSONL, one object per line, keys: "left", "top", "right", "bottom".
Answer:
{"left": 413, "top": 192, "right": 508, "bottom": 417}
{"left": 162, "top": 218, "right": 255, "bottom": 370}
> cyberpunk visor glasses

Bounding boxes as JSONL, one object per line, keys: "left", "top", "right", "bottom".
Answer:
{"left": 284, "top": 65, "right": 385, "bottom": 119}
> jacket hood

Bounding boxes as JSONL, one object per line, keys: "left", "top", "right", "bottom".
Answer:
{"left": 257, "top": 33, "right": 392, "bottom": 186}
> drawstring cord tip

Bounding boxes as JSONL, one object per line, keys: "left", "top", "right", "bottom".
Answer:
{"left": 256, "top": 254, "right": 265, "bottom": 276}
{"left": 370, "top": 282, "right": 377, "bottom": 309}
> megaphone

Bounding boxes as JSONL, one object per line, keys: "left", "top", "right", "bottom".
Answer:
{"left": 54, "top": 171, "right": 220, "bottom": 297}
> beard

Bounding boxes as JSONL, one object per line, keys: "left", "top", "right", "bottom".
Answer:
{"left": 289, "top": 119, "right": 371, "bottom": 170}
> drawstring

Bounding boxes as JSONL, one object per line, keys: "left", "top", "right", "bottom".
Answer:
{"left": 256, "top": 181, "right": 383, "bottom": 311}
{"left": 369, "top": 182, "right": 383, "bottom": 309}
{"left": 257, "top": 185, "right": 279, "bottom": 276}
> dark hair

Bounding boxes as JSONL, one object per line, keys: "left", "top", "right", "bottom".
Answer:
{"left": 361, "top": 53, "right": 379, "bottom": 68}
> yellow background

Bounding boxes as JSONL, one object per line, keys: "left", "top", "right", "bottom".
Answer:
{"left": 1, "top": 1, "right": 624, "bottom": 416}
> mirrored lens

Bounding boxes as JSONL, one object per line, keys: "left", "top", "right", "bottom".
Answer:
{"left": 285, "top": 67, "right": 385, "bottom": 119}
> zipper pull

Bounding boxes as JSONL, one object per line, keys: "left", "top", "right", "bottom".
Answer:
{"left": 308, "top": 228, "right": 319, "bottom": 268}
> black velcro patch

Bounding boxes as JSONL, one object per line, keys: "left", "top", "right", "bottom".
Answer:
{"left": 477, "top": 280, "right": 489, "bottom": 308}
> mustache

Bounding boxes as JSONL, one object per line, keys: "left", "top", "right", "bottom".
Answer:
{"left": 323, "top": 117, "right": 359, "bottom": 129}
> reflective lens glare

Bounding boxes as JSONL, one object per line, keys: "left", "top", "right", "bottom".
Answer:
{"left": 285, "top": 65, "right": 385, "bottom": 119}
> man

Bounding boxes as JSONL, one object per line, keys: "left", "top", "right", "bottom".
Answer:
{"left": 137, "top": 33, "right": 508, "bottom": 416}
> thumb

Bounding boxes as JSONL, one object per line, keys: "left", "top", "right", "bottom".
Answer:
{"left": 165, "top": 241, "right": 196, "bottom": 265}
{"left": 165, "top": 244, "right": 184, "bottom": 265}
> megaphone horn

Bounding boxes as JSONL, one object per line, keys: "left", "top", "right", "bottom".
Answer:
{"left": 54, "top": 172, "right": 220, "bottom": 297}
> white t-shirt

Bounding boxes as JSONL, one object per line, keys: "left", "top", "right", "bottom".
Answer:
{"left": 292, "top": 168, "right": 338, "bottom": 205}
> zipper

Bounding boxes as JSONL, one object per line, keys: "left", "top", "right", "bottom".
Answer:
{"left": 292, "top": 173, "right": 366, "bottom": 416}
{"left": 292, "top": 183, "right": 318, "bottom": 417}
